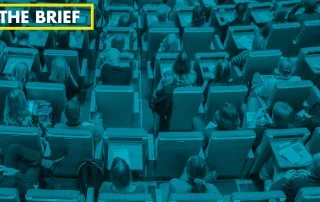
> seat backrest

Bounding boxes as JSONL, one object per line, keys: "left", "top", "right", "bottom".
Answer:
{"left": 205, "top": 85, "right": 248, "bottom": 123}
{"left": 100, "top": 63, "right": 132, "bottom": 86}
{"left": 109, "top": 0, "right": 134, "bottom": 6}
{"left": 0, "top": 188, "right": 20, "bottom": 202}
{"left": 168, "top": 193, "right": 224, "bottom": 202}
{"left": 0, "top": 80, "right": 19, "bottom": 119}
{"left": 183, "top": 27, "right": 215, "bottom": 57}
{"left": 266, "top": 22, "right": 300, "bottom": 56}
{"left": 295, "top": 20, "right": 320, "bottom": 48}
{"left": 266, "top": 80, "right": 313, "bottom": 110}
{"left": 46, "top": 128, "right": 93, "bottom": 177}
{"left": 44, "top": 49, "right": 80, "bottom": 79}
{"left": 155, "top": 132, "right": 203, "bottom": 178}
{"left": 250, "top": 128, "right": 310, "bottom": 175}
{"left": 104, "top": 27, "right": 135, "bottom": 51}
{"left": 295, "top": 187, "right": 320, "bottom": 202}
{"left": 98, "top": 193, "right": 153, "bottom": 202}
{"left": 108, "top": 6, "right": 133, "bottom": 27}
{"left": 154, "top": 52, "right": 179, "bottom": 86}
{"left": 94, "top": 85, "right": 135, "bottom": 128}
{"left": 26, "top": 82, "right": 67, "bottom": 122}
{"left": 231, "top": 191, "right": 286, "bottom": 201}
{"left": 306, "top": 127, "right": 320, "bottom": 155}
{"left": 206, "top": 130, "right": 256, "bottom": 177}
{"left": 170, "top": 87, "right": 203, "bottom": 131}
{"left": 0, "top": 125, "right": 42, "bottom": 157}
{"left": 148, "top": 28, "right": 180, "bottom": 60}
{"left": 25, "top": 189, "right": 84, "bottom": 202}
{"left": 242, "top": 50, "right": 282, "bottom": 82}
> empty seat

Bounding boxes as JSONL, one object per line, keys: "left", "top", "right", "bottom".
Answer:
{"left": 0, "top": 188, "right": 20, "bottom": 202}
{"left": 0, "top": 80, "right": 19, "bottom": 119}
{"left": 170, "top": 87, "right": 203, "bottom": 131}
{"left": 25, "top": 189, "right": 84, "bottom": 202}
{"left": 91, "top": 85, "right": 139, "bottom": 128}
{"left": 296, "top": 187, "right": 320, "bottom": 202}
{"left": 266, "top": 22, "right": 300, "bottom": 56}
{"left": 230, "top": 191, "right": 286, "bottom": 201}
{"left": 168, "top": 193, "right": 224, "bottom": 202}
{"left": 98, "top": 193, "right": 153, "bottom": 202}
{"left": 155, "top": 132, "right": 203, "bottom": 178}
{"left": 46, "top": 128, "right": 94, "bottom": 177}
{"left": 206, "top": 130, "right": 256, "bottom": 177}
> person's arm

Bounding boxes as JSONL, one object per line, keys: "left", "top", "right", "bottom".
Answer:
{"left": 287, "top": 3, "right": 303, "bottom": 22}
{"left": 230, "top": 50, "right": 249, "bottom": 69}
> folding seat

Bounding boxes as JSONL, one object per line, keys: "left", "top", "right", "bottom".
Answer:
{"left": 45, "top": 128, "right": 96, "bottom": 177}
{"left": 153, "top": 52, "right": 179, "bottom": 87}
{"left": 247, "top": 3, "right": 274, "bottom": 25}
{"left": 107, "top": 6, "right": 134, "bottom": 27}
{"left": 295, "top": 187, "right": 320, "bottom": 202}
{"left": 174, "top": 5, "right": 193, "bottom": 27}
{"left": 205, "top": 85, "right": 248, "bottom": 123}
{"left": 206, "top": 130, "right": 256, "bottom": 177}
{"left": 0, "top": 80, "right": 19, "bottom": 119}
{"left": 169, "top": 87, "right": 204, "bottom": 131}
{"left": 230, "top": 191, "right": 286, "bottom": 201}
{"left": 98, "top": 193, "right": 153, "bottom": 202}
{"left": 306, "top": 128, "right": 320, "bottom": 155}
{"left": 26, "top": 82, "right": 67, "bottom": 122}
{"left": 90, "top": 85, "right": 140, "bottom": 128}
{"left": 154, "top": 132, "right": 203, "bottom": 178}
{"left": 0, "top": 188, "right": 20, "bottom": 202}
{"left": 265, "top": 22, "right": 301, "bottom": 56}
{"left": 167, "top": 193, "right": 224, "bottom": 202}
{"left": 25, "top": 189, "right": 85, "bottom": 202}
{"left": 141, "top": 4, "right": 171, "bottom": 28}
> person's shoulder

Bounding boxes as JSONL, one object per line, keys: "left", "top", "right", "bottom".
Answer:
{"left": 169, "top": 178, "right": 191, "bottom": 193}
{"left": 99, "top": 181, "right": 113, "bottom": 193}
{"left": 133, "top": 181, "right": 147, "bottom": 193}
{"left": 206, "top": 183, "right": 220, "bottom": 194}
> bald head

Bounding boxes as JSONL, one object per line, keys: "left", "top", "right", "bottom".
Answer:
{"left": 157, "top": 6, "right": 168, "bottom": 22}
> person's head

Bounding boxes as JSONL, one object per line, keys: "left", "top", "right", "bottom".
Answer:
{"left": 110, "top": 157, "right": 132, "bottom": 190}
{"left": 272, "top": 102, "right": 293, "bottom": 129}
{"left": 4, "top": 89, "right": 28, "bottom": 125}
{"left": 57, "top": 31, "right": 69, "bottom": 48}
{"left": 64, "top": 100, "right": 81, "bottom": 125}
{"left": 276, "top": 58, "right": 295, "bottom": 78}
{"left": 156, "top": 5, "right": 169, "bottom": 22}
{"left": 111, "top": 35, "right": 126, "bottom": 52}
{"left": 215, "top": 103, "right": 240, "bottom": 130}
{"left": 191, "top": 5, "right": 206, "bottom": 27}
{"left": 235, "top": 3, "right": 247, "bottom": 19}
{"left": 12, "top": 62, "right": 30, "bottom": 89}
{"left": 186, "top": 156, "right": 207, "bottom": 193}
{"left": 49, "top": 57, "right": 71, "bottom": 84}
{"left": 118, "top": 14, "right": 131, "bottom": 27}
{"left": 273, "top": 8, "right": 287, "bottom": 23}
{"left": 101, "top": 48, "right": 120, "bottom": 66}
{"left": 311, "top": 153, "right": 320, "bottom": 178}
{"left": 251, "top": 32, "right": 266, "bottom": 51}
{"left": 302, "top": 0, "right": 317, "bottom": 13}
{"left": 172, "top": 51, "right": 191, "bottom": 75}
{"left": 159, "top": 34, "right": 179, "bottom": 53}
{"left": 214, "top": 61, "right": 231, "bottom": 83}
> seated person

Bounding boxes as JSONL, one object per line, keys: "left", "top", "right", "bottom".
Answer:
{"left": 118, "top": 11, "right": 138, "bottom": 27}
{"left": 170, "top": 0, "right": 201, "bottom": 22}
{"left": 149, "top": 5, "right": 176, "bottom": 28}
{"left": 230, "top": 31, "right": 266, "bottom": 69}
{"left": 287, "top": 0, "right": 320, "bottom": 23}
{"left": 7, "top": 62, "right": 37, "bottom": 91}
{"left": 190, "top": 5, "right": 208, "bottom": 27}
{"left": 55, "top": 100, "right": 104, "bottom": 143}
{"left": 0, "top": 144, "right": 65, "bottom": 198}
{"left": 294, "top": 102, "right": 320, "bottom": 133}
{"left": 270, "top": 153, "right": 320, "bottom": 202}
{"left": 99, "top": 158, "right": 145, "bottom": 193}
{"left": 260, "top": 8, "right": 288, "bottom": 38}
{"left": 169, "top": 156, "right": 220, "bottom": 193}
{"left": 56, "top": 31, "right": 69, "bottom": 49}
{"left": 193, "top": 103, "right": 241, "bottom": 148}
{"left": 150, "top": 51, "right": 196, "bottom": 131}
{"left": 111, "top": 35, "right": 126, "bottom": 52}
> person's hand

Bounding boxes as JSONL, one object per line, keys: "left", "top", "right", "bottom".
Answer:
{"left": 0, "top": 166, "right": 19, "bottom": 176}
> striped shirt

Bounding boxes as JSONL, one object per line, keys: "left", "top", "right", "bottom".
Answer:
{"left": 230, "top": 50, "right": 251, "bottom": 69}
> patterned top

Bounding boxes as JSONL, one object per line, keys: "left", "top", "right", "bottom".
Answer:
{"left": 230, "top": 50, "right": 251, "bottom": 69}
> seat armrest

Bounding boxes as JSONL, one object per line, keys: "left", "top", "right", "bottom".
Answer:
{"left": 198, "top": 103, "right": 205, "bottom": 120}
{"left": 156, "top": 189, "right": 163, "bottom": 202}
{"left": 241, "top": 149, "right": 255, "bottom": 177}
{"left": 86, "top": 187, "right": 95, "bottom": 202}
{"left": 147, "top": 134, "right": 156, "bottom": 178}
{"left": 132, "top": 60, "right": 139, "bottom": 81}
{"left": 80, "top": 59, "right": 88, "bottom": 82}
{"left": 142, "top": 33, "right": 148, "bottom": 52}
{"left": 89, "top": 39, "right": 96, "bottom": 50}
{"left": 147, "top": 61, "right": 154, "bottom": 79}
{"left": 44, "top": 144, "right": 52, "bottom": 158}
{"left": 94, "top": 140, "right": 103, "bottom": 165}
{"left": 231, "top": 65, "right": 243, "bottom": 84}
{"left": 213, "top": 34, "right": 224, "bottom": 51}
{"left": 199, "top": 147, "right": 205, "bottom": 159}
{"left": 90, "top": 90, "right": 97, "bottom": 115}
{"left": 133, "top": 92, "right": 140, "bottom": 114}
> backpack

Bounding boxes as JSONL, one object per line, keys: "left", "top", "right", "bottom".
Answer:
{"left": 28, "top": 99, "right": 53, "bottom": 130}
{"left": 77, "top": 160, "right": 104, "bottom": 199}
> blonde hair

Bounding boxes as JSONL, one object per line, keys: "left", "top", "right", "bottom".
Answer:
{"left": 50, "top": 57, "right": 71, "bottom": 84}
{"left": 252, "top": 32, "right": 266, "bottom": 51}
{"left": 3, "top": 89, "right": 28, "bottom": 125}
{"left": 12, "top": 62, "right": 30, "bottom": 89}
{"left": 159, "top": 34, "right": 179, "bottom": 53}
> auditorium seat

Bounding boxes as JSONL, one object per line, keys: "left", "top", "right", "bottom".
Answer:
{"left": 205, "top": 85, "right": 248, "bottom": 123}
{"left": 153, "top": 52, "right": 179, "bottom": 86}
{"left": 98, "top": 193, "right": 153, "bottom": 202}
{"left": 206, "top": 130, "right": 256, "bottom": 177}
{"left": 0, "top": 80, "right": 19, "bottom": 119}
{"left": 25, "top": 189, "right": 85, "bottom": 202}
{"left": 0, "top": 188, "right": 20, "bottom": 202}
{"left": 247, "top": 3, "right": 274, "bottom": 26}
{"left": 169, "top": 86, "right": 204, "bottom": 131}
{"left": 249, "top": 128, "right": 310, "bottom": 175}
{"left": 45, "top": 128, "right": 96, "bottom": 177}
{"left": 107, "top": 5, "right": 134, "bottom": 27}
{"left": 173, "top": 5, "right": 193, "bottom": 28}
{"left": 154, "top": 132, "right": 203, "bottom": 178}
{"left": 265, "top": 22, "right": 301, "bottom": 56}
{"left": 295, "top": 187, "right": 320, "bottom": 202}
{"left": 141, "top": 4, "right": 171, "bottom": 28}
{"left": 90, "top": 85, "right": 140, "bottom": 128}
{"left": 167, "top": 193, "right": 224, "bottom": 202}
{"left": 306, "top": 127, "right": 320, "bottom": 155}
{"left": 230, "top": 190, "right": 286, "bottom": 201}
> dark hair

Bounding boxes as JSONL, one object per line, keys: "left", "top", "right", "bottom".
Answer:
{"left": 272, "top": 102, "right": 293, "bottom": 129}
{"left": 172, "top": 51, "right": 191, "bottom": 75}
{"left": 111, "top": 35, "right": 125, "bottom": 51}
{"left": 186, "top": 156, "right": 207, "bottom": 193}
{"left": 215, "top": 61, "right": 231, "bottom": 83}
{"left": 235, "top": 3, "right": 247, "bottom": 17}
{"left": 118, "top": 14, "right": 131, "bottom": 27}
{"left": 110, "top": 158, "right": 131, "bottom": 189}
{"left": 215, "top": 103, "right": 240, "bottom": 130}
{"left": 273, "top": 8, "right": 287, "bottom": 23}
{"left": 65, "top": 100, "right": 81, "bottom": 125}
{"left": 191, "top": 5, "right": 206, "bottom": 27}
{"left": 309, "top": 102, "right": 320, "bottom": 116}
